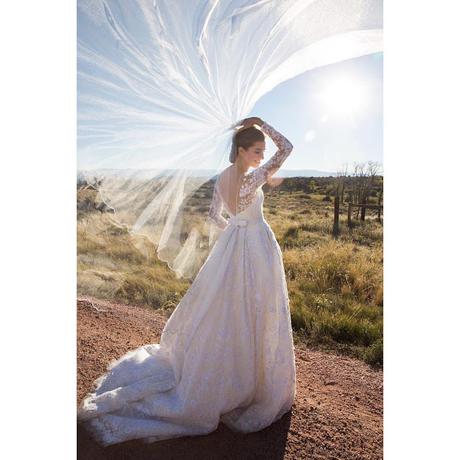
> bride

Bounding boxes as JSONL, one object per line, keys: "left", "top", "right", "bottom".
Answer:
{"left": 77, "top": 116, "right": 297, "bottom": 446}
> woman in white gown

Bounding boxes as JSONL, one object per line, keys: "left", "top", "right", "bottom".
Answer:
{"left": 77, "top": 117, "right": 297, "bottom": 446}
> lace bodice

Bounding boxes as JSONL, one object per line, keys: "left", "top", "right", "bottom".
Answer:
{"left": 209, "top": 121, "right": 293, "bottom": 230}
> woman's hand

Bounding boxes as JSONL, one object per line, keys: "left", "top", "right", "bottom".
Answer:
{"left": 240, "top": 117, "right": 264, "bottom": 129}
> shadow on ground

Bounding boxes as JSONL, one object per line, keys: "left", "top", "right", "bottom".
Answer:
{"left": 78, "top": 412, "right": 292, "bottom": 460}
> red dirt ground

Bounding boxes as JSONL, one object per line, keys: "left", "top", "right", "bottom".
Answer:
{"left": 77, "top": 296, "right": 383, "bottom": 460}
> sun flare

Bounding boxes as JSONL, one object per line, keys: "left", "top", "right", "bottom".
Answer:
{"left": 318, "top": 75, "right": 367, "bottom": 117}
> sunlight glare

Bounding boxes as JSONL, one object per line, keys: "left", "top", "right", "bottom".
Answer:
{"left": 318, "top": 75, "right": 367, "bottom": 117}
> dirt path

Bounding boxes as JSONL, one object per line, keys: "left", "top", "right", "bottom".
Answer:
{"left": 77, "top": 296, "right": 383, "bottom": 460}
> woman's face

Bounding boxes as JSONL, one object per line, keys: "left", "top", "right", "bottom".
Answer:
{"left": 239, "top": 141, "right": 265, "bottom": 168}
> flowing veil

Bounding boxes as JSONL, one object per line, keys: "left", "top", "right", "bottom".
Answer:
{"left": 77, "top": 0, "right": 383, "bottom": 285}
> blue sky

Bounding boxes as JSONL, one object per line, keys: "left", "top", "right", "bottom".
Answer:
{"left": 77, "top": 1, "right": 383, "bottom": 175}
{"left": 78, "top": 47, "right": 383, "bottom": 174}
{"left": 253, "top": 52, "right": 383, "bottom": 173}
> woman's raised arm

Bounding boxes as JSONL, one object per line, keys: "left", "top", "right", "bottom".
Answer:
{"left": 250, "top": 120, "right": 294, "bottom": 188}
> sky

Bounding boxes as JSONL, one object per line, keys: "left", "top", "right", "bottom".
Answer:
{"left": 77, "top": 1, "right": 383, "bottom": 175}
{"left": 253, "top": 52, "right": 383, "bottom": 173}
{"left": 78, "top": 51, "right": 383, "bottom": 174}
{"left": 77, "top": 0, "right": 383, "bottom": 176}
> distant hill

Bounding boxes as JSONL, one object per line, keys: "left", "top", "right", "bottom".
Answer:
{"left": 276, "top": 169, "right": 337, "bottom": 177}
{"left": 78, "top": 168, "right": 337, "bottom": 180}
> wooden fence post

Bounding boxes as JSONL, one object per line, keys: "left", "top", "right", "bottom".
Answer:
{"left": 333, "top": 195, "right": 340, "bottom": 237}
{"left": 360, "top": 196, "right": 367, "bottom": 221}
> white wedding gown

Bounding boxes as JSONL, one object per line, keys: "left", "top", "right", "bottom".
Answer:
{"left": 77, "top": 122, "right": 297, "bottom": 446}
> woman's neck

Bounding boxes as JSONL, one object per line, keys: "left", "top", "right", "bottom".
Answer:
{"left": 234, "top": 160, "right": 249, "bottom": 177}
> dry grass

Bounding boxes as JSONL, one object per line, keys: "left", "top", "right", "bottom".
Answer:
{"left": 77, "top": 180, "right": 383, "bottom": 365}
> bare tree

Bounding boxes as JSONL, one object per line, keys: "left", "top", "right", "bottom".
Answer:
{"left": 348, "top": 161, "right": 382, "bottom": 219}
{"left": 361, "top": 162, "right": 380, "bottom": 220}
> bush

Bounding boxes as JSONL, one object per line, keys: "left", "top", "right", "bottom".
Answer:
{"left": 363, "top": 338, "right": 383, "bottom": 366}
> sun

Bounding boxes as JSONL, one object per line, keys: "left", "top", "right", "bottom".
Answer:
{"left": 318, "top": 75, "right": 367, "bottom": 117}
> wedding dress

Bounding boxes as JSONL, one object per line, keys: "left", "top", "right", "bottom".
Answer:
{"left": 77, "top": 121, "right": 297, "bottom": 446}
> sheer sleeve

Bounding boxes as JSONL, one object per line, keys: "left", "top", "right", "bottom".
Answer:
{"left": 208, "top": 181, "right": 229, "bottom": 230}
{"left": 249, "top": 121, "right": 294, "bottom": 189}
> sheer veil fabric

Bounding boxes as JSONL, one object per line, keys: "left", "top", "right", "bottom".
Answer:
{"left": 77, "top": 0, "right": 383, "bottom": 284}
{"left": 77, "top": 0, "right": 383, "bottom": 447}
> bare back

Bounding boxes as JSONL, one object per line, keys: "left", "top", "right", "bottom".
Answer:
{"left": 216, "top": 166, "right": 245, "bottom": 217}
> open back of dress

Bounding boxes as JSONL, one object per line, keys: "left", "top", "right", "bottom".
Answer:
{"left": 216, "top": 167, "right": 243, "bottom": 217}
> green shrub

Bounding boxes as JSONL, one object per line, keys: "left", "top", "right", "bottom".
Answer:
{"left": 363, "top": 338, "right": 383, "bottom": 366}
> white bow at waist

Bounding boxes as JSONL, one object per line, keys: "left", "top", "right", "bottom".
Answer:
{"left": 228, "top": 216, "right": 248, "bottom": 227}
{"left": 227, "top": 216, "right": 266, "bottom": 228}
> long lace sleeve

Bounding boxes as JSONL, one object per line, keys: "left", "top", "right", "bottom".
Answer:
{"left": 250, "top": 121, "right": 294, "bottom": 189}
{"left": 208, "top": 182, "right": 229, "bottom": 230}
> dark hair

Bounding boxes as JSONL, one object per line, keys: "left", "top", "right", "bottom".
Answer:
{"left": 229, "top": 126, "right": 265, "bottom": 163}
